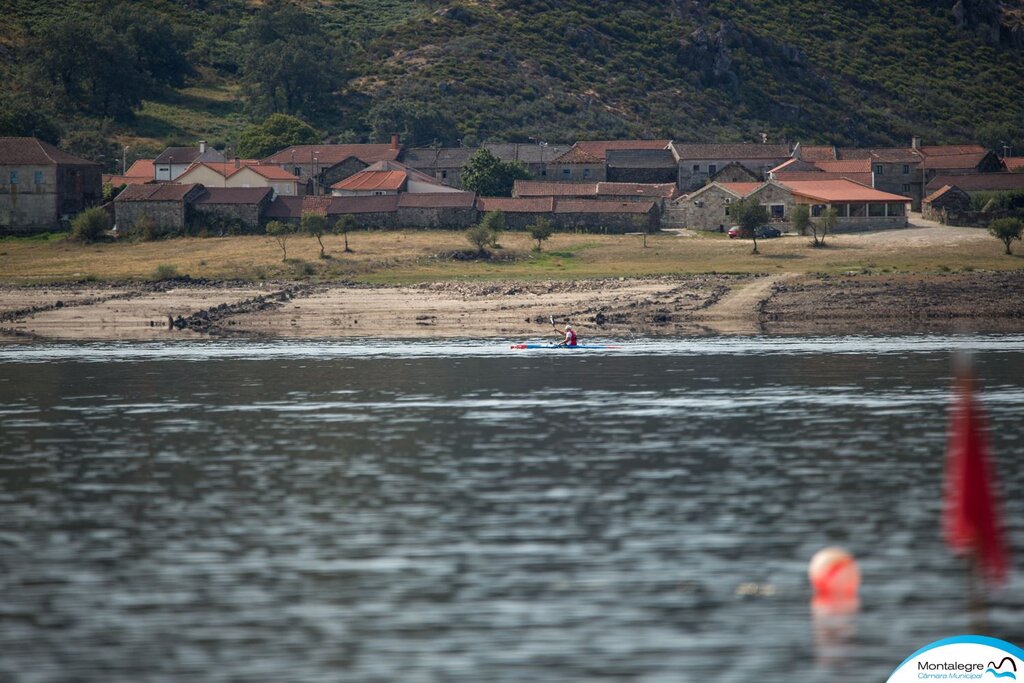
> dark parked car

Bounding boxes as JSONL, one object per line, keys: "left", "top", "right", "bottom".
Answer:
{"left": 727, "top": 225, "right": 783, "bottom": 239}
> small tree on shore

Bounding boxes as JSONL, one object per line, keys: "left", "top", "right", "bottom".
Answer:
{"left": 791, "top": 204, "right": 811, "bottom": 236}
{"left": 69, "top": 207, "right": 110, "bottom": 242}
{"left": 527, "top": 217, "right": 553, "bottom": 251}
{"left": 301, "top": 211, "right": 330, "bottom": 258}
{"left": 810, "top": 206, "right": 837, "bottom": 247}
{"left": 266, "top": 220, "right": 295, "bottom": 261}
{"left": 732, "top": 197, "right": 768, "bottom": 254}
{"left": 989, "top": 217, "right": 1023, "bottom": 255}
{"left": 335, "top": 215, "right": 356, "bottom": 253}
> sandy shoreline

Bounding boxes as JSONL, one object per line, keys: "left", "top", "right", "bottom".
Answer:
{"left": 1, "top": 270, "right": 1022, "bottom": 342}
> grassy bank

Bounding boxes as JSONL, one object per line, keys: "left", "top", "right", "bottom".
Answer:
{"left": 1, "top": 227, "right": 1021, "bottom": 285}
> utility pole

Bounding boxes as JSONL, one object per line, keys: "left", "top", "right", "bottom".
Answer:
{"left": 122, "top": 146, "right": 129, "bottom": 175}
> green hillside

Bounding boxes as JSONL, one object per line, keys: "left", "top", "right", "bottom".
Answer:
{"left": 2, "top": 0, "right": 1023, "bottom": 169}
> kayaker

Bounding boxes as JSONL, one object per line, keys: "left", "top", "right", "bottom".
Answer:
{"left": 555, "top": 322, "right": 577, "bottom": 347}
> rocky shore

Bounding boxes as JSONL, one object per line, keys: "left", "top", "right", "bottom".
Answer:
{"left": 1, "top": 270, "right": 1022, "bottom": 342}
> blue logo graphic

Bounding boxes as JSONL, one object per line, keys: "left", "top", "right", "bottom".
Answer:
{"left": 987, "top": 656, "right": 1018, "bottom": 680}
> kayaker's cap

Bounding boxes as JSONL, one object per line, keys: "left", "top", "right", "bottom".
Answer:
{"left": 565, "top": 323, "right": 573, "bottom": 330}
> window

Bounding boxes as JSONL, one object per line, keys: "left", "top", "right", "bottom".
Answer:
{"left": 441, "top": 170, "right": 448, "bottom": 179}
{"left": 902, "top": 164, "right": 910, "bottom": 174}
{"left": 694, "top": 200, "right": 704, "bottom": 208}
{"left": 540, "top": 169, "right": 547, "bottom": 177}
{"left": 811, "top": 204, "right": 823, "bottom": 217}
{"left": 34, "top": 171, "right": 44, "bottom": 185}
{"left": 724, "top": 206, "right": 730, "bottom": 216}
{"left": 849, "top": 203, "right": 866, "bottom": 217}
{"left": 874, "top": 164, "right": 883, "bottom": 175}
{"left": 902, "top": 184, "right": 911, "bottom": 193}
{"left": 708, "top": 164, "right": 717, "bottom": 175}
{"left": 770, "top": 204, "right": 784, "bottom": 219}
{"left": 583, "top": 168, "right": 591, "bottom": 179}
{"left": 562, "top": 168, "right": 571, "bottom": 177}
{"left": 889, "top": 203, "right": 905, "bottom": 216}
{"left": 293, "top": 166, "right": 302, "bottom": 176}
{"left": 868, "top": 203, "right": 886, "bottom": 217}
{"left": 692, "top": 164, "right": 700, "bottom": 173}
{"left": 9, "top": 171, "right": 18, "bottom": 185}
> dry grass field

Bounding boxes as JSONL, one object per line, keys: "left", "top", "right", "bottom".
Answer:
{"left": 1, "top": 225, "right": 1021, "bottom": 285}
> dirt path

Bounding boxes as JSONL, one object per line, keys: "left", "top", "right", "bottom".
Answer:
{"left": 699, "top": 273, "right": 798, "bottom": 334}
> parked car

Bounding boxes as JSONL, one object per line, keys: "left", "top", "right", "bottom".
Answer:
{"left": 727, "top": 225, "right": 782, "bottom": 239}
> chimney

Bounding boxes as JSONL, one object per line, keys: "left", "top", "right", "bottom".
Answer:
{"left": 390, "top": 133, "right": 399, "bottom": 150}
{"left": 235, "top": 157, "right": 240, "bottom": 169}
{"left": 199, "top": 140, "right": 207, "bottom": 154}
{"left": 911, "top": 136, "right": 921, "bottom": 151}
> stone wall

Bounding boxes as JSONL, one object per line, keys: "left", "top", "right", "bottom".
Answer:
{"left": 872, "top": 160, "right": 920, "bottom": 209}
{"left": 1, "top": 164, "right": 102, "bottom": 234}
{"left": 192, "top": 202, "right": 265, "bottom": 230}
{"left": 553, "top": 209, "right": 658, "bottom": 234}
{"left": 395, "top": 206, "right": 477, "bottom": 229}
{"left": 675, "top": 185, "right": 736, "bottom": 231}
{"left": 748, "top": 182, "right": 796, "bottom": 223}
{"left": 606, "top": 167, "right": 677, "bottom": 184}
{"left": 548, "top": 163, "right": 605, "bottom": 182}
{"left": 322, "top": 158, "right": 369, "bottom": 191}
{"left": 115, "top": 201, "right": 187, "bottom": 236}
{"left": 327, "top": 211, "right": 397, "bottom": 230}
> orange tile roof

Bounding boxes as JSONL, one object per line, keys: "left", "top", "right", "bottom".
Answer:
{"left": 920, "top": 153, "right": 989, "bottom": 170}
{"left": 770, "top": 171, "right": 874, "bottom": 186}
{"left": 263, "top": 144, "right": 401, "bottom": 166}
{"left": 1002, "top": 156, "right": 1024, "bottom": 172}
{"left": 718, "top": 182, "right": 764, "bottom": 197}
{"left": 799, "top": 145, "right": 837, "bottom": 162}
{"left": 554, "top": 140, "right": 670, "bottom": 164}
{"left": 917, "top": 144, "right": 987, "bottom": 156}
{"left": 814, "top": 159, "right": 872, "bottom": 173}
{"left": 246, "top": 164, "right": 300, "bottom": 181}
{"left": 476, "top": 197, "right": 555, "bottom": 212}
{"left": 301, "top": 196, "right": 332, "bottom": 216}
{"left": 103, "top": 174, "right": 153, "bottom": 186}
{"left": 331, "top": 170, "right": 407, "bottom": 192}
{"left": 597, "top": 182, "right": 678, "bottom": 199}
{"left": 922, "top": 185, "right": 955, "bottom": 204}
{"left": 514, "top": 181, "right": 598, "bottom": 196}
{"left": 778, "top": 179, "right": 910, "bottom": 202}
{"left": 124, "top": 159, "right": 155, "bottom": 178}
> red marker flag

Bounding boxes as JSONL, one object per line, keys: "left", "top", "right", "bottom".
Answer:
{"left": 943, "top": 369, "right": 1010, "bottom": 584}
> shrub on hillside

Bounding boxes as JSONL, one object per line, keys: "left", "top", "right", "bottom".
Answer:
{"left": 70, "top": 207, "right": 110, "bottom": 242}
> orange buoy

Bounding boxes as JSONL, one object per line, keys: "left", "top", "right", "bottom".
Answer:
{"left": 808, "top": 546, "right": 860, "bottom": 598}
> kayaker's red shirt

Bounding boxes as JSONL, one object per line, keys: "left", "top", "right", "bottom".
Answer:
{"left": 565, "top": 329, "right": 577, "bottom": 346}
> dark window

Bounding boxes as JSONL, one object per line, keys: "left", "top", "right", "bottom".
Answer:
{"left": 541, "top": 169, "right": 547, "bottom": 177}
{"left": 889, "top": 203, "right": 905, "bottom": 216}
{"left": 9, "top": 171, "right": 18, "bottom": 185}
{"left": 868, "top": 203, "right": 886, "bottom": 217}
{"left": 562, "top": 168, "right": 571, "bottom": 177}
{"left": 34, "top": 171, "right": 44, "bottom": 185}
{"left": 902, "top": 184, "right": 911, "bottom": 193}
{"left": 293, "top": 166, "right": 302, "bottom": 176}
{"left": 902, "top": 164, "right": 910, "bottom": 174}
{"left": 692, "top": 164, "right": 700, "bottom": 172}
{"left": 708, "top": 164, "right": 717, "bottom": 175}
{"left": 770, "top": 204, "right": 784, "bottom": 218}
{"left": 583, "top": 168, "right": 591, "bottom": 179}
{"left": 441, "top": 170, "right": 447, "bottom": 179}
{"left": 874, "top": 164, "right": 883, "bottom": 175}
{"left": 811, "top": 204, "right": 823, "bottom": 217}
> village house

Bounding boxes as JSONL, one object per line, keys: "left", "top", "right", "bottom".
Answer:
{"left": 330, "top": 160, "right": 467, "bottom": 197}
{"left": 154, "top": 141, "right": 226, "bottom": 181}
{"left": 113, "top": 183, "right": 207, "bottom": 235}
{"left": 924, "top": 172, "right": 1024, "bottom": 195}
{"left": 512, "top": 180, "right": 678, "bottom": 208}
{"left": 547, "top": 140, "right": 672, "bottom": 182}
{"left": 709, "top": 161, "right": 763, "bottom": 183}
{"left": 192, "top": 187, "right": 275, "bottom": 231}
{"left": 261, "top": 137, "right": 403, "bottom": 194}
{"left": 264, "top": 192, "right": 478, "bottom": 230}
{"left": 476, "top": 196, "right": 657, "bottom": 233}
{"left": 175, "top": 160, "right": 300, "bottom": 198}
{"left": 672, "top": 142, "right": 794, "bottom": 192}
{"left": 605, "top": 149, "right": 678, "bottom": 184}
{"left": 921, "top": 185, "right": 973, "bottom": 223}
{"left": 0, "top": 137, "right": 102, "bottom": 234}
{"left": 401, "top": 143, "right": 572, "bottom": 188}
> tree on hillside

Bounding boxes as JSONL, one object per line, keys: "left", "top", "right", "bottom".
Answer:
{"left": 266, "top": 220, "right": 295, "bottom": 261}
{"left": 989, "top": 217, "right": 1023, "bottom": 255}
{"left": 301, "top": 212, "right": 331, "bottom": 259}
{"left": 63, "top": 125, "right": 121, "bottom": 173}
{"left": 731, "top": 197, "right": 769, "bottom": 254}
{"left": 241, "top": 0, "right": 345, "bottom": 119}
{"left": 238, "top": 114, "right": 320, "bottom": 159}
{"left": 810, "top": 206, "right": 837, "bottom": 247}
{"left": 461, "top": 149, "right": 532, "bottom": 197}
{"left": 366, "top": 101, "right": 458, "bottom": 147}
{"left": 791, "top": 204, "right": 811, "bottom": 236}
{"left": 466, "top": 211, "right": 505, "bottom": 257}
{"left": 527, "top": 217, "right": 553, "bottom": 251}
{"left": 0, "top": 94, "right": 62, "bottom": 144}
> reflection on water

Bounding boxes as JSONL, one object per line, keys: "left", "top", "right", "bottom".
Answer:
{"left": 0, "top": 337, "right": 1022, "bottom": 682}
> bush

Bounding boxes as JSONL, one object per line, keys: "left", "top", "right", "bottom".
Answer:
{"left": 527, "top": 217, "right": 553, "bottom": 251}
{"left": 133, "top": 214, "right": 159, "bottom": 241}
{"left": 151, "top": 264, "right": 179, "bottom": 280}
{"left": 465, "top": 224, "right": 499, "bottom": 256}
{"left": 69, "top": 207, "right": 110, "bottom": 242}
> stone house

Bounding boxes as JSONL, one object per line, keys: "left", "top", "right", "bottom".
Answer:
{"left": 175, "top": 161, "right": 300, "bottom": 198}
{"left": 606, "top": 149, "right": 678, "bottom": 184}
{"left": 782, "top": 179, "right": 910, "bottom": 230}
{"left": 924, "top": 172, "right": 1024, "bottom": 196}
{"left": 553, "top": 199, "right": 658, "bottom": 233}
{"left": 154, "top": 142, "right": 225, "bottom": 181}
{"left": 396, "top": 193, "right": 478, "bottom": 229}
{"left": 113, "top": 183, "right": 207, "bottom": 235}
{"left": 475, "top": 197, "right": 556, "bottom": 230}
{"left": 1, "top": 137, "right": 102, "bottom": 234}
{"left": 548, "top": 140, "right": 672, "bottom": 183}
{"left": 261, "top": 138, "right": 403, "bottom": 195}
{"left": 922, "top": 185, "right": 972, "bottom": 223}
{"left": 402, "top": 143, "right": 572, "bottom": 188}
{"left": 835, "top": 148, "right": 921, "bottom": 208}
{"left": 671, "top": 142, "right": 793, "bottom": 192}
{"left": 711, "top": 161, "right": 763, "bottom": 183}
{"left": 513, "top": 180, "right": 677, "bottom": 208}
{"left": 669, "top": 182, "right": 754, "bottom": 231}
{"left": 192, "top": 187, "right": 274, "bottom": 231}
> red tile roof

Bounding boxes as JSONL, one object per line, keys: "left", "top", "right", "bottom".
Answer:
{"left": 194, "top": 187, "right": 272, "bottom": 205}
{"left": 302, "top": 196, "right": 332, "bottom": 216}
{"left": 0, "top": 137, "right": 100, "bottom": 166}
{"left": 553, "top": 140, "right": 671, "bottom": 164}
{"left": 328, "top": 195, "right": 400, "bottom": 214}
{"left": 103, "top": 174, "right": 153, "bottom": 186}
{"left": 1002, "top": 157, "right": 1024, "bottom": 172}
{"left": 598, "top": 182, "right": 678, "bottom": 199}
{"left": 917, "top": 144, "right": 987, "bottom": 156}
{"left": 798, "top": 145, "right": 837, "bottom": 162}
{"left": 332, "top": 170, "right": 407, "bottom": 192}
{"left": 922, "top": 185, "right": 955, "bottom": 204}
{"left": 718, "top": 182, "right": 765, "bottom": 197}
{"left": 814, "top": 159, "right": 872, "bottom": 173}
{"left": 778, "top": 179, "right": 910, "bottom": 202}
{"left": 771, "top": 171, "right": 874, "bottom": 186}
{"left": 397, "top": 193, "right": 476, "bottom": 208}
{"left": 839, "top": 147, "right": 920, "bottom": 162}
{"left": 262, "top": 144, "right": 401, "bottom": 166}
{"left": 114, "top": 183, "right": 204, "bottom": 202}
{"left": 476, "top": 197, "right": 555, "bottom": 213}
{"left": 925, "top": 173, "right": 1024, "bottom": 194}
{"left": 920, "top": 153, "right": 990, "bottom": 170}
{"left": 124, "top": 159, "right": 155, "bottom": 178}
{"left": 554, "top": 199, "right": 656, "bottom": 214}
{"left": 514, "top": 181, "right": 598, "bottom": 197}
{"left": 247, "top": 164, "right": 299, "bottom": 181}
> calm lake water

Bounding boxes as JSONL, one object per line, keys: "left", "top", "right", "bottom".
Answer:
{"left": 1, "top": 337, "right": 1022, "bottom": 682}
